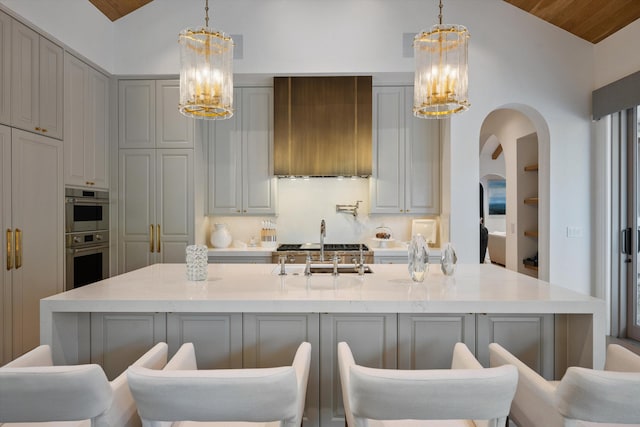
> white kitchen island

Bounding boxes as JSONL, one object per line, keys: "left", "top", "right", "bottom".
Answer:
{"left": 41, "top": 263, "right": 605, "bottom": 427}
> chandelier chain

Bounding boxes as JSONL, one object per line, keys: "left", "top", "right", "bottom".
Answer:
{"left": 205, "top": 0, "right": 209, "bottom": 27}
{"left": 438, "top": 0, "right": 443, "bottom": 25}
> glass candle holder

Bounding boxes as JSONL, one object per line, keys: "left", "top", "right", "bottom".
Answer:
{"left": 186, "top": 245, "right": 208, "bottom": 281}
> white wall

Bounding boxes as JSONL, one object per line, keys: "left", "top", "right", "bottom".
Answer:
{"left": 0, "top": 0, "right": 598, "bottom": 294}
{"left": 594, "top": 17, "right": 640, "bottom": 89}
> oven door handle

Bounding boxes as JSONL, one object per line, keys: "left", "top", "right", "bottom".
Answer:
{"left": 66, "top": 198, "right": 109, "bottom": 206}
{"left": 68, "top": 245, "right": 109, "bottom": 255}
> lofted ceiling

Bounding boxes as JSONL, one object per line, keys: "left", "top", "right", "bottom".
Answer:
{"left": 87, "top": 0, "right": 640, "bottom": 44}
{"left": 503, "top": 0, "right": 640, "bottom": 43}
{"left": 87, "top": 0, "right": 152, "bottom": 22}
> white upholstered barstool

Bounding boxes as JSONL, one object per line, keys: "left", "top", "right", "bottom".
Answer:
{"left": 126, "top": 341, "right": 311, "bottom": 427}
{"left": 489, "top": 343, "right": 640, "bottom": 427}
{"left": 338, "top": 341, "right": 518, "bottom": 427}
{"left": 0, "top": 342, "right": 168, "bottom": 427}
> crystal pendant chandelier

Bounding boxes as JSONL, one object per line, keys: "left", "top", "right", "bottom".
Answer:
{"left": 413, "top": 0, "right": 469, "bottom": 118}
{"left": 178, "top": 0, "right": 233, "bottom": 119}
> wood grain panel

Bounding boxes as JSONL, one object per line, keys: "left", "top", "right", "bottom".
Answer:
{"left": 504, "top": 0, "right": 640, "bottom": 43}
{"left": 273, "top": 76, "right": 372, "bottom": 177}
{"left": 88, "top": 0, "right": 153, "bottom": 21}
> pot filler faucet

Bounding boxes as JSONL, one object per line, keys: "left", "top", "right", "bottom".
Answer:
{"left": 320, "top": 219, "right": 326, "bottom": 261}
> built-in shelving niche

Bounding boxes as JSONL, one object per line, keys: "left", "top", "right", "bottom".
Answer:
{"left": 518, "top": 134, "right": 539, "bottom": 278}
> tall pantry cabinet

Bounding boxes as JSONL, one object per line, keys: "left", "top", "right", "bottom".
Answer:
{"left": 118, "top": 80, "right": 195, "bottom": 273}
{"left": 1, "top": 126, "right": 64, "bottom": 364}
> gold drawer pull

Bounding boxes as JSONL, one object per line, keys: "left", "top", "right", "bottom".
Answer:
{"left": 6, "top": 228, "right": 12, "bottom": 270}
{"left": 150, "top": 224, "right": 155, "bottom": 253}
{"left": 15, "top": 228, "right": 22, "bottom": 269}
{"left": 156, "top": 224, "right": 161, "bottom": 253}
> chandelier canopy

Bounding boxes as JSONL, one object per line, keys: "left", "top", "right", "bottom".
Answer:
{"left": 178, "top": 0, "right": 233, "bottom": 119}
{"left": 413, "top": 0, "right": 470, "bottom": 119}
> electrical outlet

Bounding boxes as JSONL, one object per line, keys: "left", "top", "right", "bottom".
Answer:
{"left": 566, "top": 226, "right": 583, "bottom": 238}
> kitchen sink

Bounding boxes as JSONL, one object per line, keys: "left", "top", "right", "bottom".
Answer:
{"left": 272, "top": 264, "right": 373, "bottom": 275}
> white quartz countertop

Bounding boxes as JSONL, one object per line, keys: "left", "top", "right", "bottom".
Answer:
{"left": 42, "top": 263, "right": 603, "bottom": 315}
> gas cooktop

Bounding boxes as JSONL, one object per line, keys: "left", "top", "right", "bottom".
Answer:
{"left": 276, "top": 243, "right": 369, "bottom": 252}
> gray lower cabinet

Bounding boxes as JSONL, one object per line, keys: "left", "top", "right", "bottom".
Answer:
{"left": 167, "top": 313, "right": 242, "bottom": 369}
{"left": 208, "top": 255, "right": 271, "bottom": 264}
{"left": 319, "top": 313, "right": 397, "bottom": 427}
{"left": 476, "top": 313, "right": 554, "bottom": 379}
{"left": 398, "top": 313, "right": 476, "bottom": 369}
{"left": 87, "top": 311, "right": 553, "bottom": 425}
{"left": 243, "top": 314, "right": 320, "bottom": 427}
{"left": 90, "top": 312, "right": 166, "bottom": 380}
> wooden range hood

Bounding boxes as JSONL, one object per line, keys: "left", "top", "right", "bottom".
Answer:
{"left": 274, "top": 76, "right": 372, "bottom": 177}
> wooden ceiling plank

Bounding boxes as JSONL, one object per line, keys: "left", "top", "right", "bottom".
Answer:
{"left": 503, "top": 0, "right": 640, "bottom": 43}
{"left": 492, "top": 144, "right": 503, "bottom": 160}
{"left": 88, "top": 0, "right": 154, "bottom": 21}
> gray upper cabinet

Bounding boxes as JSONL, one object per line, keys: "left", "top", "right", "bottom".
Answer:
{"left": 11, "top": 19, "right": 63, "bottom": 140}
{"left": 0, "top": 11, "right": 10, "bottom": 126}
{"left": 119, "top": 80, "right": 193, "bottom": 149}
{"left": 370, "top": 86, "right": 440, "bottom": 215}
{"left": 64, "top": 53, "right": 109, "bottom": 189}
{"left": 208, "top": 87, "right": 276, "bottom": 215}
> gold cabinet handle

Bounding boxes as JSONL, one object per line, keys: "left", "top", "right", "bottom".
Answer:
{"left": 41, "top": 128, "right": 47, "bottom": 133}
{"left": 156, "top": 224, "right": 161, "bottom": 253}
{"left": 150, "top": 224, "right": 155, "bottom": 253}
{"left": 6, "top": 228, "right": 12, "bottom": 270}
{"left": 15, "top": 228, "right": 22, "bottom": 269}
{"left": 35, "top": 127, "right": 41, "bottom": 131}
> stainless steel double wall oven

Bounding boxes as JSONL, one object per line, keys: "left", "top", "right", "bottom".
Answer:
{"left": 65, "top": 188, "right": 109, "bottom": 290}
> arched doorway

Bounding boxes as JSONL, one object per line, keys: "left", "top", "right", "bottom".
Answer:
{"left": 478, "top": 106, "right": 550, "bottom": 280}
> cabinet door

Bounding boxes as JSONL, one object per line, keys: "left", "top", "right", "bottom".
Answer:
{"left": 86, "top": 67, "right": 109, "bottom": 189}
{"left": 477, "top": 313, "right": 554, "bottom": 379}
{"left": 398, "top": 313, "right": 475, "bottom": 369}
{"left": 11, "top": 129, "right": 63, "bottom": 357}
{"left": 320, "top": 313, "right": 397, "bottom": 427}
{"left": 156, "top": 80, "right": 194, "bottom": 148}
{"left": 119, "top": 80, "right": 156, "bottom": 148}
{"left": 38, "top": 36, "right": 63, "bottom": 140}
{"left": 208, "top": 88, "right": 242, "bottom": 214}
{"left": 119, "top": 149, "right": 156, "bottom": 273}
{"left": 0, "top": 124, "right": 10, "bottom": 364}
{"left": 63, "top": 53, "right": 88, "bottom": 188}
{"left": 91, "top": 312, "right": 166, "bottom": 380}
{"left": 242, "top": 87, "right": 276, "bottom": 214}
{"left": 0, "top": 12, "right": 10, "bottom": 125}
{"left": 244, "top": 313, "right": 320, "bottom": 427}
{"left": 11, "top": 20, "right": 39, "bottom": 134}
{"left": 370, "top": 87, "right": 405, "bottom": 214}
{"left": 405, "top": 87, "right": 440, "bottom": 214}
{"left": 156, "top": 149, "right": 194, "bottom": 263}
{"left": 167, "top": 313, "right": 242, "bottom": 369}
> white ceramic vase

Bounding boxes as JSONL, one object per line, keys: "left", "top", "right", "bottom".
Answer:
{"left": 211, "top": 224, "right": 232, "bottom": 248}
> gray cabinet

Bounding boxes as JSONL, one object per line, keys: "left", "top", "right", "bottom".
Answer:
{"left": 0, "top": 11, "right": 10, "bottom": 126}
{"left": 11, "top": 19, "right": 63, "bottom": 140}
{"left": 1, "top": 127, "right": 63, "bottom": 362}
{"left": 319, "top": 313, "right": 397, "bottom": 427}
{"left": 118, "top": 149, "right": 194, "bottom": 273}
{"left": 118, "top": 79, "right": 196, "bottom": 273}
{"left": 167, "top": 313, "right": 242, "bottom": 369}
{"left": 64, "top": 53, "right": 109, "bottom": 189}
{"left": 90, "top": 312, "right": 166, "bottom": 380}
{"left": 398, "top": 313, "right": 476, "bottom": 369}
{"left": 370, "top": 86, "right": 439, "bottom": 214}
{"left": 208, "top": 255, "right": 271, "bottom": 264}
{"left": 244, "top": 313, "right": 320, "bottom": 427}
{"left": 119, "top": 80, "right": 193, "bottom": 149}
{"left": 476, "top": 313, "right": 554, "bottom": 379}
{"left": 208, "top": 87, "right": 276, "bottom": 215}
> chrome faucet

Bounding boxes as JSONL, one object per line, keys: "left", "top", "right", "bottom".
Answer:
{"left": 320, "top": 219, "right": 326, "bottom": 261}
